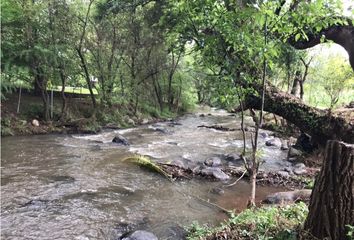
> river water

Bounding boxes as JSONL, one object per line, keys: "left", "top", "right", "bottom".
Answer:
{"left": 1, "top": 107, "right": 289, "bottom": 239}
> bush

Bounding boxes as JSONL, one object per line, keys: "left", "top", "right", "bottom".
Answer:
{"left": 187, "top": 203, "right": 308, "bottom": 240}
{"left": 24, "top": 103, "right": 43, "bottom": 119}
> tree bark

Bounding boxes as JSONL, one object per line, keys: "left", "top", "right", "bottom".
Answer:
{"left": 289, "top": 24, "right": 354, "bottom": 71}
{"left": 303, "top": 140, "right": 354, "bottom": 240}
{"left": 237, "top": 82, "right": 354, "bottom": 145}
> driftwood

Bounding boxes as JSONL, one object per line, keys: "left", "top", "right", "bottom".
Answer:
{"left": 197, "top": 125, "right": 237, "bottom": 131}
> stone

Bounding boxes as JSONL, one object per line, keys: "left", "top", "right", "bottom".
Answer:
{"left": 263, "top": 190, "right": 312, "bottom": 204}
{"left": 288, "top": 147, "right": 302, "bottom": 158}
{"left": 201, "top": 167, "right": 230, "bottom": 181}
{"left": 259, "top": 132, "right": 269, "bottom": 138}
{"left": 294, "top": 163, "right": 306, "bottom": 169}
{"left": 204, "top": 157, "right": 222, "bottom": 167}
{"left": 284, "top": 167, "right": 293, "bottom": 173}
{"left": 224, "top": 153, "right": 241, "bottom": 162}
{"left": 277, "top": 170, "right": 290, "bottom": 178}
{"left": 294, "top": 168, "right": 307, "bottom": 175}
{"left": 122, "top": 230, "right": 158, "bottom": 240}
{"left": 295, "top": 132, "right": 315, "bottom": 153}
{"left": 265, "top": 138, "right": 282, "bottom": 147}
{"left": 280, "top": 140, "right": 289, "bottom": 150}
{"left": 170, "top": 159, "right": 186, "bottom": 169}
{"left": 287, "top": 157, "right": 298, "bottom": 162}
{"left": 154, "top": 127, "right": 171, "bottom": 134}
{"left": 112, "top": 135, "right": 129, "bottom": 146}
{"left": 142, "top": 119, "right": 149, "bottom": 124}
{"left": 210, "top": 187, "right": 225, "bottom": 195}
{"left": 31, "top": 119, "right": 40, "bottom": 127}
{"left": 199, "top": 114, "right": 205, "bottom": 117}
{"left": 127, "top": 118, "right": 135, "bottom": 126}
{"left": 168, "top": 121, "right": 182, "bottom": 126}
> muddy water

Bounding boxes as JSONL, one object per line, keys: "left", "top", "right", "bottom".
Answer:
{"left": 1, "top": 107, "right": 288, "bottom": 239}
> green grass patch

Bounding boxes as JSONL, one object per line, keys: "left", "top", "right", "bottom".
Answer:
{"left": 187, "top": 203, "right": 308, "bottom": 240}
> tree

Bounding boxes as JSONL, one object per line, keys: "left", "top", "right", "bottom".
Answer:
{"left": 303, "top": 140, "right": 354, "bottom": 240}
{"left": 309, "top": 54, "right": 353, "bottom": 110}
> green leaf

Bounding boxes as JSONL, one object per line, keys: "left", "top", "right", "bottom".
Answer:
{"left": 295, "top": 33, "right": 301, "bottom": 42}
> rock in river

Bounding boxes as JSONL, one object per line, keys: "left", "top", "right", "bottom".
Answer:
{"left": 204, "top": 157, "right": 222, "bottom": 167}
{"left": 288, "top": 147, "right": 302, "bottom": 158}
{"left": 201, "top": 167, "right": 230, "bottom": 181}
{"left": 112, "top": 135, "right": 130, "bottom": 145}
{"left": 122, "top": 230, "right": 158, "bottom": 240}
{"left": 264, "top": 189, "right": 312, "bottom": 204}
{"left": 223, "top": 153, "right": 241, "bottom": 162}
{"left": 265, "top": 138, "right": 282, "bottom": 147}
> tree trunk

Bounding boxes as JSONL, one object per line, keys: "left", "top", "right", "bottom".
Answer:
{"left": 76, "top": 47, "right": 97, "bottom": 109}
{"left": 238, "top": 82, "right": 354, "bottom": 145}
{"left": 248, "top": 170, "right": 257, "bottom": 207}
{"left": 290, "top": 71, "right": 301, "bottom": 98}
{"left": 303, "top": 140, "right": 354, "bottom": 240}
{"left": 34, "top": 68, "right": 50, "bottom": 121}
{"left": 59, "top": 65, "right": 68, "bottom": 121}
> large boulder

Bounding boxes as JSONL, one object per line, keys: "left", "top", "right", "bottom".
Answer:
{"left": 122, "top": 230, "right": 158, "bottom": 240}
{"left": 112, "top": 135, "right": 130, "bottom": 146}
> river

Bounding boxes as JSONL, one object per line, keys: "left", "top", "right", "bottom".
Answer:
{"left": 1, "top": 107, "right": 289, "bottom": 239}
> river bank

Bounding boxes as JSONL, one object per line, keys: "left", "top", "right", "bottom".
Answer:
{"left": 1, "top": 91, "right": 182, "bottom": 137}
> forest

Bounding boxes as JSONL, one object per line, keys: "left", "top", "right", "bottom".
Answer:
{"left": 1, "top": 0, "right": 354, "bottom": 240}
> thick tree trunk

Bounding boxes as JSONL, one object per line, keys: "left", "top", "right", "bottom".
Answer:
{"left": 239, "top": 82, "right": 354, "bottom": 145}
{"left": 303, "top": 140, "right": 354, "bottom": 240}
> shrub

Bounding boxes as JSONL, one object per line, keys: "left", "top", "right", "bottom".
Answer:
{"left": 187, "top": 203, "right": 308, "bottom": 240}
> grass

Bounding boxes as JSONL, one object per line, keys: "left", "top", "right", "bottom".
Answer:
{"left": 51, "top": 86, "right": 98, "bottom": 95}
{"left": 187, "top": 202, "right": 308, "bottom": 240}
{"left": 304, "top": 84, "right": 354, "bottom": 109}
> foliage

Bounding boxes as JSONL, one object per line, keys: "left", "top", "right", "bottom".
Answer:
{"left": 1, "top": 0, "right": 195, "bottom": 122}
{"left": 347, "top": 225, "right": 354, "bottom": 239}
{"left": 305, "top": 52, "right": 354, "bottom": 109}
{"left": 187, "top": 203, "right": 309, "bottom": 240}
{"left": 123, "top": 155, "right": 172, "bottom": 179}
